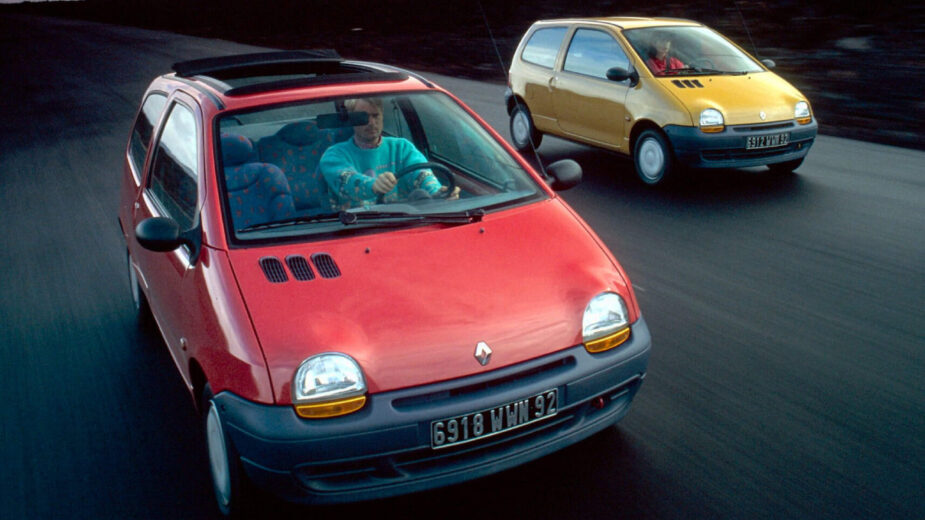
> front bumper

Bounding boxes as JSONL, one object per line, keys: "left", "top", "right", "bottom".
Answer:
{"left": 664, "top": 119, "right": 817, "bottom": 169}
{"left": 213, "top": 317, "right": 651, "bottom": 504}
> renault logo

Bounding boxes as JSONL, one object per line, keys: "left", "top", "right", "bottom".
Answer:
{"left": 760, "top": 111, "right": 767, "bottom": 120}
{"left": 474, "top": 342, "right": 492, "bottom": 366}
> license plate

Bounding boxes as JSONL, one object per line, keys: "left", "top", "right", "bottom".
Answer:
{"left": 746, "top": 132, "right": 790, "bottom": 150}
{"left": 431, "top": 389, "right": 558, "bottom": 449}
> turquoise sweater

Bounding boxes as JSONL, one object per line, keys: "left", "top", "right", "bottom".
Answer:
{"left": 320, "top": 136, "right": 442, "bottom": 207}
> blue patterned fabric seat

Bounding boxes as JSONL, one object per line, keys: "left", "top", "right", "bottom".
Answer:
{"left": 257, "top": 121, "right": 352, "bottom": 211}
{"left": 221, "top": 133, "right": 295, "bottom": 230}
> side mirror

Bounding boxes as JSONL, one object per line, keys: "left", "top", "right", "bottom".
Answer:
{"left": 136, "top": 217, "right": 201, "bottom": 261}
{"left": 761, "top": 59, "right": 776, "bottom": 70}
{"left": 545, "top": 159, "right": 582, "bottom": 191}
{"left": 606, "top": 66, "right": 639, "bottom": 86}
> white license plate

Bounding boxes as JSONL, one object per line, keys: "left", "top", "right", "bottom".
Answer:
{"left": 746, "top": 132, "right": 790, "bottom": 150}
{"left": 431, "top": 389, "right": 558, "bottom": 449}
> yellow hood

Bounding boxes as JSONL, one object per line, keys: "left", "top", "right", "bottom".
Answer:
{"left": 658, "top": 71, "right": 808, "bottom": 125}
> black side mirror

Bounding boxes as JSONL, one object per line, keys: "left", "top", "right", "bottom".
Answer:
{"left": 606, "top": 66, "right": 639, "bottom": 86}
{"left": 545, "top": 159, "right": 582, "bottom": 191}
{"left": 136, "top": 217, "right": 201, "bottom": 262}
{"left": 761, "top": 59, "right": 776, "bottom": 70}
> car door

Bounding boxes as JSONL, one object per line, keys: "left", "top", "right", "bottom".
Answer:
{"left": 551, "top": 27, "right": 632, "bottom": 151}
{"left": 516, "top": 25, "right": 569, "bottom": 132}
{"left": 130, "top": 92, "right": 203, "bottom": 368}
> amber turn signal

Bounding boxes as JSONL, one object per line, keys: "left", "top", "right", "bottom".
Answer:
{"left": 584, "top": 327, "right": 631, "bottom": 353}
{"left": 295, "top": 395, "right": 367, "bottom": 419}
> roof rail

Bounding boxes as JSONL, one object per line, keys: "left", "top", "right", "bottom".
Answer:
{"left": 172, "top": 50, "right": 343, "bottom": 78}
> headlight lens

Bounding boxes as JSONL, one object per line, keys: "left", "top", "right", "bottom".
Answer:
{"left": 293, "top": 353, "right": 366, "bottom": 418}
{"left": 795, "top": 101, "right": 812, "bottom": 124}
{"left": 582, "top": 292, "right": 631, "bottom": 352}
{"left": 700, "top": 108, "right": 724, "bottom": 132}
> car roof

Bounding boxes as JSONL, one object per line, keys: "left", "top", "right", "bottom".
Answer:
{"left": 532, "top": 16, "right": 702, "bottom": 30}
{"left": 166, "top": 50, "right": 436, "bottom": 108}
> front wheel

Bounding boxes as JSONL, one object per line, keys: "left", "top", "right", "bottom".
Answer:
{"left": 633, "top": 130, "right": 675, "bottom": 186}
{"left": 127, "top": 251, "right": 151, "bottom": 325}
{"left": 510, "top": 104, "right": 542, "bottom": 153}
{"left": 203, "top": 385, "right": 254, "bottom": 518}
{"left": 768, "top": 158, "right": 804, "bottom": 174}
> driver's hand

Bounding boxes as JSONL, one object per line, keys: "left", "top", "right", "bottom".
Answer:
{"left": 372, "top": 172, "right": 398, "bottom": 194}
{"left": 439, "top": 186, "right": 462, "bottom": 200}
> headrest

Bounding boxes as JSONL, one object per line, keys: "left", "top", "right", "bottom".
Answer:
{"left": 221, "top": 133, "right": 256, "bottom": 166}
{"left": 277, "top": 120, "right": 321, "bottom": 146}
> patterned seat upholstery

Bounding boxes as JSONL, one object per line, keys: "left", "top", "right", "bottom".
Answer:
{"left": 257, "top": 121, "right": 352, "bottom": 211}
{"left": 221, "top": 133, "right": 295, "bottom": 230}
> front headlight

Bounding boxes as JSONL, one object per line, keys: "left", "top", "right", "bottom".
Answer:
{"left": 700, "top": 108, "right": 725, "bottom": 133}
{"left": 795, "top": 101, "right": 812, "bottom": 124}
{"left": 292, "top": 353, "right": 367, "bottom": 418}
{"left": 582, "top": 292, "right": 631, "bottom": 353}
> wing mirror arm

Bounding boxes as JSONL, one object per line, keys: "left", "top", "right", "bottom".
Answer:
{"left": 544, "top": 159, "right": 582, "bottom": 191}
{"left": 606, "top": 66, "right": 639, "bottom": 87}
{"left": 135, "top": 217, "right": 202, "bottom": 263}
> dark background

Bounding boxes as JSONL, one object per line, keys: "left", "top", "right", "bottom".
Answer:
{"left": 7, "top": 0, "right": 925, "bottom": 150}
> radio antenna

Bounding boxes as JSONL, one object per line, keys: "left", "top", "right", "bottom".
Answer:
{"left": 733, "top": 0, "right": 759, "bottom": 58}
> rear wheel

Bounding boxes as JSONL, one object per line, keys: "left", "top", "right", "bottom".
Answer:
{"left": 510, "top": 104, "right": 542, "bottom": 153}
{"left": 768, "top": 158, "right": 804, "bottom": 174}
{"left": 202, "top": 385, "right": 254, "bottom": 518}
{"left": 633, "top": 130, "right": 675, "bottom": 186}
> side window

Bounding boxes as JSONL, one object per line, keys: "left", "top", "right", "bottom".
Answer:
{"left": 381, "top": 98, "right": 413, "bottom": 140}
{"left": 521, "top": 27, "right": 568, "bottom": 69}
{"left": 563, "top": 29, "right": 630, "bottom": 80}
{"left": 128, "top": 93, "right": 167, "bottom": 180}
{"left": 147, "top": 103, "right": 199, "bottom": 230}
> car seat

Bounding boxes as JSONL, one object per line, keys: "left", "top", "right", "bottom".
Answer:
{"left": 221, "top": 133, "right": 295, "bottom": 230}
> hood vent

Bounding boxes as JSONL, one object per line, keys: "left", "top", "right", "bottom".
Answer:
{"left": 311, "top": 253, "right": 341, "bottom": 279}
{"left": 286, "top": 255, "right": 316, "bottom": 281}
{"left": 671, "top": 79, "right": 704, "bottom": 88}
{"left": 259, "top": 257, "right": 288, "bottom": 283}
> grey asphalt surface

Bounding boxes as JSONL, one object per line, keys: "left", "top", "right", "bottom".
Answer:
{"left": 1, "top": 14, "right": 922, "bottom": 520}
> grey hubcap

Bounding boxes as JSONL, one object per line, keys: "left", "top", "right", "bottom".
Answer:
{"left": 512, "top": 111, "right": 530, "bottom": 146}
{"left": 638, "top": 138, "right": 665, "bottom": 182}
{"left": 206, "top": 403, "right": 232, "bottom": 509}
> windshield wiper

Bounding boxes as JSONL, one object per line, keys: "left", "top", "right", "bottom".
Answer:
{"left": 237, "top": 209, "right": 485, "bottom": 233}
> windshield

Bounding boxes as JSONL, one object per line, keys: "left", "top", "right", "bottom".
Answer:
{"left": 217, "top": 91, "right": 544, "bottom": 241}
{"left": 623, "top": 26, "right": 764, "bottom": 76}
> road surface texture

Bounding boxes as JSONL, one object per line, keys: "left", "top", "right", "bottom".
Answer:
{"left": 1, "top": 14, "right": 922, "bottom": 520}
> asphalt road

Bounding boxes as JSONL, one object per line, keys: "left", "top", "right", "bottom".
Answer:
{"left": 1, "top": 14, "right": 922, "bottom": 520}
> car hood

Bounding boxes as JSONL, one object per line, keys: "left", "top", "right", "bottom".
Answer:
{"left": 660, "top": 71, "right": 808, "bottom": 125}
{"left": 227, "top": 199, "right": 633, "bottom": 401}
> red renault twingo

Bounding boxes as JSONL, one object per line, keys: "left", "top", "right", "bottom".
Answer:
{"left": 119, "top": 51, "right": 650, "bottom": 517}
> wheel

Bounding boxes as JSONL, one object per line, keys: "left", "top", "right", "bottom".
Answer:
{"left": 394, "top": 162, "right": 456, "bottom": 199}
{"left": 768, "top": 158, "right": 803, "bottom": 174}
{"left": 127, "top": 251, "right": 151, "bottom": 324}
{"left": 509, "top": 104, "right": 542, "bottom": 153}
{"left": 202, "top": 385, "right": 254, "bottom": 518}
{"left": 689, "top": 58, "right": 716, "bottom": 70}
{"left": 633, "top": 130, "right": 675, "bottom": 186}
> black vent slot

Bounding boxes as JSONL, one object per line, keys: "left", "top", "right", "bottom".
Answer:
{"left": 692, "top": 79, "right": 704, "bottom": 88}
{"left": 286, "top": 255, "right": 316, "bottom": 281}
{"left": 672, "top": 80, "right": 686, "bottom": 88}
{"left": 259, "top": 257, "right": 288, "bottom": 283}
{"left": 312, "top": 253, "right": 341, "bottom": 279}
{"left": 672, "top": 79, "right": 703, "bottom": 88}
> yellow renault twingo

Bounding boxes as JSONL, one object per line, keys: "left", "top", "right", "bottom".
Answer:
{"left": 506, "top": 17, "right": 817, "bottom": 185}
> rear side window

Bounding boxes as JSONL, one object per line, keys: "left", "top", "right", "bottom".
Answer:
{"left": 128, "top": 93, "right": 167, "bottom": 180}
{"left": 147, "top": 102, "right": 199, "bottom": 230}
{"left": 564, "top": 29, "right": 630, "bottom": 80}
{"left": 521, "top": 27, "right": 567, "bottom": 69}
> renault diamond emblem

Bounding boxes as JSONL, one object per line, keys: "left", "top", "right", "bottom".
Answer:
{"left": 760, "top": 111, "right": 767, "bottom": 120}
{"left": 474, "top": 342, "right": 492, "bottom": 366}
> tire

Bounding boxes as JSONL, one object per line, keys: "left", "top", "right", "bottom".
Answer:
{"left": 127, "top": 251, "right": 152, "bottom": 324}
{"left": 509, "top": 103, "right": 542, "bottom": 153}
{"left": 768, "top": 158, "right": 803, "bottom": 174}
{"left": 202, "top": 385, "right": 254, "bottom": 518}
{"left": 633, "top": 129, "right": 675, "bottom": 186}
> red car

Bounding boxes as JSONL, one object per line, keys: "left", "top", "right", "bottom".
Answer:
{"left": 120, "top": 50, "right": 650, "bottom": 516}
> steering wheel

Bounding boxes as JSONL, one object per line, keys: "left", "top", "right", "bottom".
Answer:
{"left": 377, "top": 162, "right": 457, "bottom": 203}
{"left": 689, "top": 58, "right": 716, "bottom": 70}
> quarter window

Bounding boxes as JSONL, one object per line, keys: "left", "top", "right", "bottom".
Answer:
{"left": 148, "top": 103, "right": 199, "bottom": 230}
{"left": 521, "top": 27, "right": 567, "bottom": 69}
{"left": 564, "top": 29, "right": 630, "bottom": 80}
{"left": 128, "top": 93, "right": 167, "bottom": 180}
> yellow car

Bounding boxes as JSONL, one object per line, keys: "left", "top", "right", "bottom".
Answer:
{"left": 506, "top": 17, "right": 817, "bottom": 185}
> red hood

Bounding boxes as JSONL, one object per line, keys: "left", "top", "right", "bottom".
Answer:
{"left": 228, "top": 199, "right": 635, "bottom": 402}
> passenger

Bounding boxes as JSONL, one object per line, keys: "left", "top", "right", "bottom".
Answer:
{"left": 646, "top": 33, "right": 686, "bottom": 75}
{"left": 320, "top": 97, "right": 458, "bottom": 208}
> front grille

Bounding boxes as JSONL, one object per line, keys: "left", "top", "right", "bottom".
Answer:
{"left": 702, "top": 142, "right": 800, "bottom": 161}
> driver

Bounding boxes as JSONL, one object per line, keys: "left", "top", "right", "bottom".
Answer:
{"left": 320, "top": 97, "right": 457, "bottom": 208}
{"left": 646, "top": 33, "right": 686, "bottom": 75}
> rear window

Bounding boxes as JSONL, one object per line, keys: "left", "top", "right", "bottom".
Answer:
{"left": 521, "top": 27, "right": 568, "bottom": 69}
{"left": 128, "top": 93, "right": 167, "bottom": 180}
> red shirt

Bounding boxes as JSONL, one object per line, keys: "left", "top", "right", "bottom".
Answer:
{"left": 647, "top": 56, "right": 686, "bottom": 75}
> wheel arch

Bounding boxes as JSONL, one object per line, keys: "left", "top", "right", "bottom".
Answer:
{"left": 629, "top": 120, "right": 667, "bottom": 153}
